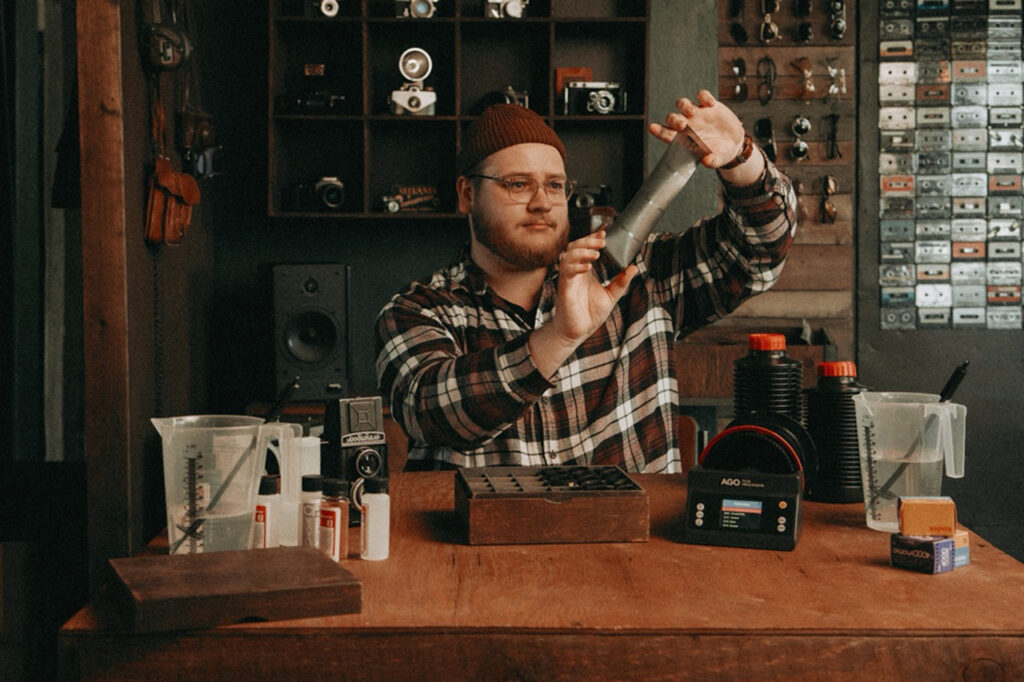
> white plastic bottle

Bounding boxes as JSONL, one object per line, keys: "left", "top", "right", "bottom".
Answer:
{"left": 253, "top": 474, "right": 280, "bottom": 549}
{"left": 299, "top": 474, "right": 323, "bottom": 548}
{"left": 360, "top": 477, "right": 390, "bottom": 561}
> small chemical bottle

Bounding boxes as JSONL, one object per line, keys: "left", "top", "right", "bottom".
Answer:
{"left": 360, "top": 477, "right": 391, "bottom": 561}
{"left": 253, "top": 474, "right": 280, "bottom": 549}
{"left": 319, "top": 477, "right": 349, "bottom": 562}
{"left": 300, "top": 474, "right": 323, "bottom": 548}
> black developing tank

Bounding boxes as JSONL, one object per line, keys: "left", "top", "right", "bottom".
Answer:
{"left": 732, "top": 333, "right": 803, "bottom": 422}
{"left": 803, "top": 361, "right": 866, "bottom": 503}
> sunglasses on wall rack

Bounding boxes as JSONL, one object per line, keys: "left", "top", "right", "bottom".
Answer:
{"left": 732, "top": 58, "right": 748, "bottom": 102}
{"left": 754, "top": 117, "right": 777, "bottom": 162}
{"left": 757, "top": 56, "right": 776, "bottom": 105}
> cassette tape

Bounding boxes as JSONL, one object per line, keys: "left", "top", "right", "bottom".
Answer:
{"left": 916, "top": 174, "right": 952, "bottom": 196}
{"left": 952, "top": 83, "right": 987, "bottom": 105}
{"left": 882, "top": 241, "right": 916, "bottom": 263}
{"left": 952, "top": 307, "right": 987, "bottom": 327}
{"left": 917, "top": 129, "right": 952, "bottom": 150}
{"left": 988, "top": 83, "right": 1023, "bottom": 106}
{"left": 880, "top": 197, "right": 916, "bottom": 218}
{"left": 987, "top": 285, "right": 1022, "bottom": 306}
{"left": 881, "top": 41, "right": 914, "bottom": 59}
{"left": 918, "top": 107, "right": 951, "bottom": 128}
{"left": 916, "top": 59, "right": 951, "bottom": 83}
{"left": 952, "top": 241, "right": 986, "bottom": 259}
{"left": 917, "top": 15, "right": 950, "bottom": 36}
{"left": 880, "top": 17, "right": 914, "bottom": 39}
{"left": 951, "top": 218, "right": 986, "bottom": 240}
{"left": 951, "top": 173, "right": 987, "bottom": 196}
{"left": 915, "top": 240, "right": 952, "bottom": 263}
{"left": 880, "top": 153, "right": 917, "bottom": 174}
{"left": 881, "top": 263, "right": 917, "bottom": 286}
{"left": 952, "top": 262, "right": 987, "bottom": 285}
{"left": 987, "top": 152, "right": 1023, "bottom": 174}
{"left": 881, "top": 175, "right": 915, "bottom": 195}
{"left": 987, "top": 261, "right": 1022, "bottom": 285}
{"left": 918, "top": 264, "right": 951, "bottom": 281}
{"left": 989, "top": 174, "right": 1023, "bottom": 193}
{"left": 880, "top": 107, "right": 916, "bottom": 130}
{"left": 881, "top": 286, "right": 915, "bottom": 307}
{"left": 879, "top": 62, "right": 917, "bottom": 84}
{"left": 881, "top": 307, "right": 917, "bottom": 330}
{"left": 952, "top": 284, "right": 986, "bottom": 306}
{"left": 951, "top": 129, "right": 986, "bottom": 150}
{"left": 916, "top": 196, "right": 952, "bottom": 218}
{"left": 986, "top": 128, "right": 1024, "bottom": 150}
{"left": 881, "top": 219, "right": 915, "bottom": 241}
{"left": 951, "top": 60, "right": 986, "bottom": 81}
{"left": 987, "top": 242, "right": 1022, "bottom": 260}
{"left": 952, "top": 197, "right": 986, "bottom": 217}
{"left": 916, "top": 220, "right": 952, "bottom": 238}
{"left": 918, "top": 307, "right": 952, "bottom": 327}
{"left": 880, "top": 0, "right": 914, "bottom": 14}
{"left": 987, "top": 218, "right": 1022, "bottom": 240}
{"left": 917, "top": 283, "right": 953, "bottom": 307}
{"left": 987, "top": 61, "right": 1023, "bottom": 82}
{"left": 988, "top": 196, "right": 1024, "bottom": 217}
{"left": 952, "top": 152, "right": 986, "bottom": 171}
{"left": 987, "top": 308, "right": 1023, "bottom": 330}
{"left": 881, "top": 130, "right": 917, "bottom": 152}
{"left": 951, "top": 105, "right": 987, "bottom": 128}
{"left": 916, "top": 151, "right": 951, "bottom": 173}
{"left": 917, "top": 39, "right": 951, "bottom": 59}
{"left": 990, "top": 107, "right": 1023, "bottom": 126}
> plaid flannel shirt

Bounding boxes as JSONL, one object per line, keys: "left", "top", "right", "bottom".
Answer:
{"left": 376, "top": 160, "right": 796, "bottom": 472}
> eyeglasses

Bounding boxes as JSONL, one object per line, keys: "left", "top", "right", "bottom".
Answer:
{"left": 827, "top": 0, "right": 846, "bottom": 40}
{"left": 728, "top": 0, "right": 748, "bottom": 45}
{"left": 825, "top": 113, "right": 842, "bottom": 160}
{"left": 792, "top": 57, "right": 815, "bottom": 102}
{"left": 825, "top": 57, "right": 847, "bottom": 103}
{"left": 759, "top": 0, "right": 779, "bottom": 43}
{"left": 469, "top": 174, "right": 576, "bottom": 203}
{"left": 821, "top": 175, "right": 838, "bottom": 224}
{"left": 732, "top": 58, "right": 748, "bottom": 102}
{"left": 757, "top": 56, "right": 776, "bottom": 105}
{"left": 754, "top": 117, "right": 777, "bottom": 162}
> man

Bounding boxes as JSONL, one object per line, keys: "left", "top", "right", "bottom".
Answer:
{"left": 376, "top": 91, "right": 796, "bottom": 472}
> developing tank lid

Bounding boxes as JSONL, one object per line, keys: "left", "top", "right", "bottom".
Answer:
{"left": 748, "top": 333, "right": 787, "bottom": 351}
{"left": 818, "top": 361, "right": 857, "bottom": 377}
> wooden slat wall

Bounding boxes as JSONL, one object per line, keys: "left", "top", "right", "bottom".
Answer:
{"left": 682, "top": 1, "right": 857, "bottom": 368}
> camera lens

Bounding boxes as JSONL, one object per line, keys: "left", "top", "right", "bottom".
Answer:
{"left": 319, "top": 184, "right": 344, "bottom": 208}
{"left": 411, "top": 0, "right": 435, "bottom": 17}
{"left": 355, "top": 448, "right": 384, "bottom": 478}
{"left": 589, "top": 90, "right": 616, "bottom": 114}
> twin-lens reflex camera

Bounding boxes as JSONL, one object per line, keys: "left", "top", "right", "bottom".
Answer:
{"left": 322, "top": 396, "right": 389, "bottom": 525}
{"left": 390, "top": 47, "right": 436, "bottom": 115}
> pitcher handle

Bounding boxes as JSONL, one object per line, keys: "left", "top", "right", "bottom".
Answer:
{"left": 943, "top": 403, "right": 967, "bottom": 479}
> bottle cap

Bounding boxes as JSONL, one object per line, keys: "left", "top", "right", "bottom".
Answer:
{"left": 322, "top": 477, "right": 348, "bottom": 498}
{"left": 748, "top": 333, "right": 786, "bottom": 351}
{"left": 818, "top": 361, "right": 857, "bottom": 378}
{"left": 301, "top": 474, "right": 324, "bottom": 492}
{"left": 364, "top": 476, "right": 389, "bottom": 494}
{"left": 259, "top": 474, "right": 280, "bottom": 495}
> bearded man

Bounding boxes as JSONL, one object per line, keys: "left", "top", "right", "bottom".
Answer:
{"left": 375, "top": 93, "right": 796, "bottom": 472}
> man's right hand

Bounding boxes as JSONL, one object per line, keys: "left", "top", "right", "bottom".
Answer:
{"left": 527, "top": 230, "right": 637, "bottom": 379}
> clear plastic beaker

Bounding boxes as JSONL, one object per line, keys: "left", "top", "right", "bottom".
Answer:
{"left": 152, "top": 415, "right": 297, "bottom": 554}
{"left": 852, "top": 392, "right": 967, "bottom": 533}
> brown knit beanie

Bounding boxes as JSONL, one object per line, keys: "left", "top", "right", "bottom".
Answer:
{"left": 456, "top": 103, "right": 566, "bottom": 175}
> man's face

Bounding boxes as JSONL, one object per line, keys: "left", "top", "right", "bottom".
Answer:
{"left": 459, "top": 143, "right": 570, "bottom": 272}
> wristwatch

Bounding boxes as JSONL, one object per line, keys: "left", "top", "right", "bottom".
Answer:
{"left": 720, "top": 133, "right": 754, "bottom": 170}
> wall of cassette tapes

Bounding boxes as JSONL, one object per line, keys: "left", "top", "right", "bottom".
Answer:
{"left": 878, "top": 0, "right": 1024, "bottom": 331}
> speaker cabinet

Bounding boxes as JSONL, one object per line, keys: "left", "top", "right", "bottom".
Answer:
{"left": 272, "top": 263, "right": 350, "bottom": 402}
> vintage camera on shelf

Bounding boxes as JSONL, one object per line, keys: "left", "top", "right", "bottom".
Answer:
{"left": 473, "top": 85, "right": 529, "bottom": 114}
{"left": 381, "top": 184, "right": 441, "bottom": 213}
{"left": 187, "top": 146, "right": 224, "bottom": 180}
{"left": 275, "top": 89, "right": 347, "bottom": 114}
{"left": 284, "top": 176, "right": 346, "bottom": 212}
{"left": 304, "top": 0, "right": 341, "bottom": 17}
{"left": 563, "top": 81, "right": 628, "bottom": 116}
{"left": 572, "top": 184, "right": 613, "bottom": 211}
{"left": 485, "top": 0, "right": 529, "bottom": 18}
{"left": 321, "top": 396, "right": 389, "bottom": 525}
{"left": 390, "top": 47, "right": 437, "bottom": 115}
{"left": 396, "top": 0, "right": 438, "bottom": 18}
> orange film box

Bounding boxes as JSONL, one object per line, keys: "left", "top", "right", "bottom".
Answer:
{"left": 898, "top": 496, "right": 957, "bottom": 537}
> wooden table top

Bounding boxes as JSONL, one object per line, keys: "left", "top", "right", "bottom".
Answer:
{"left": 64, "top": 471, "right": 1024, "bottom": 636}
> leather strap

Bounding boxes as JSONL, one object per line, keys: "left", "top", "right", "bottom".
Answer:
{"left": 721, "top": 133, "right": 754, "bottom": 170}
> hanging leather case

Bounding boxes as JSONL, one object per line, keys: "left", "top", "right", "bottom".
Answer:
{"left": 145, "top": 155, "right": 200, "bottom": 245}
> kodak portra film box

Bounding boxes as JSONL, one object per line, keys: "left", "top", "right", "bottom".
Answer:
{"left": 890, "top": 534, "right": 956, "bottom": 574}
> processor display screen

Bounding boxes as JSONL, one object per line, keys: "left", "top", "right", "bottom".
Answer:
{"left": 721, "top": 498, "right": 764, "bottom": 530}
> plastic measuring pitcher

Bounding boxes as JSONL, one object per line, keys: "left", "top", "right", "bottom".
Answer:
{"left": 152, "top": 415, "right": 299, "bottom": 554}
{"left": 852, "top": 392, "right": 966, "bottom": 532}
